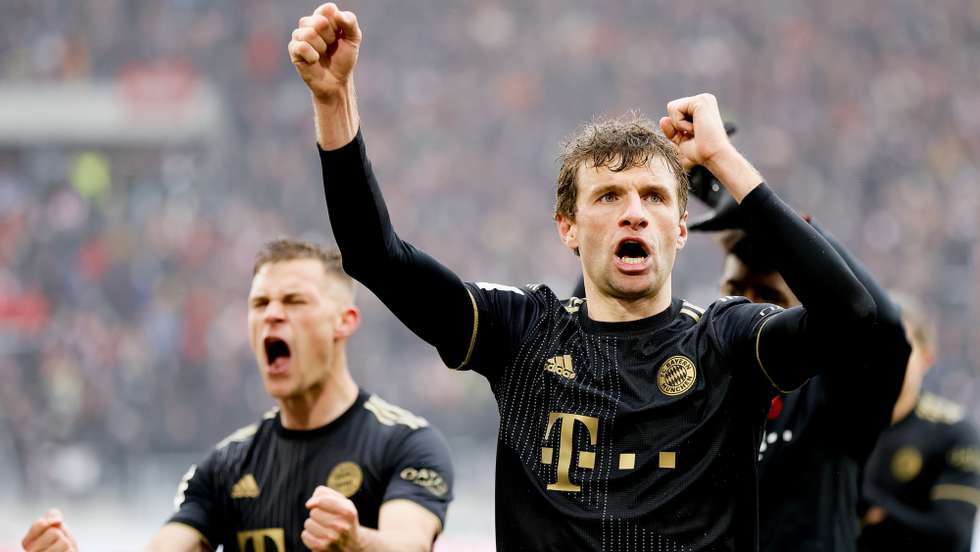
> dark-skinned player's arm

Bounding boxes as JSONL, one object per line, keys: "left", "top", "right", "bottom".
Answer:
{"left": 289, "top": 3, "right": 478, "bottom": 370}
{"left": 660, "top": 94, "right": 876, "bottom": 390}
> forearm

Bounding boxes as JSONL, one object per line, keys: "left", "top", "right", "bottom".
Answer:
{"left": 319, "top": 132, "right": 473, "bottom": 365}
{"left": 811, "top": 220, "right": 902, "bottom": 329}
{"left": 737, "top": 184, "right": 875, "bottom": 326}
{"left": 313, "top": 85, "right": 359, "bottom": 151}
{"left": 357, "top": 526, "right": 431, "bottom": 552}
{"left": 702, "top": 147, "right": 764, "bottom": 203}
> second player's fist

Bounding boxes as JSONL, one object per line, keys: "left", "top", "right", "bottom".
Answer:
{"left": 288, "top": 3, "right": 362, "bottom": 100}
{"left": 302, "top": 485, "right": 362, "bottom": 551}
{"left": 21, "top": 509, "right": 78, "bottom": 552}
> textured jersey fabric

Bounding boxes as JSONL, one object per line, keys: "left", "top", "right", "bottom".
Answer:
{"left": 859, "top": 393, "right": 980, "bottom": 552}
{"left": 168, "top": 390, "right": 453, "bottom": 551}
{"left": 462, "top": 283, "right": 791, "bottom": 551}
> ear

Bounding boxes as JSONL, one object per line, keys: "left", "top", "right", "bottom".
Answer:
{"left": 334, "top": 305, "right": 361, "bottom": 340}
{"left": 556, "top": 213, "right": 579, "bottom": 254}
{"left": 676, "top": 210, "right": 689, "bottom": 250}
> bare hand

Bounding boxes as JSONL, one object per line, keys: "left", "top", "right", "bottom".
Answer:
{"left": 21, "top": 509, "right": 78, "bottom": 552}
{"left": 659, "top": 93, "right": 733, "bottom": 171}
{"left": 863, "top": 506, "right": 888, "bottom": 526}
{"left": 302, "top": 485, "right": 362, "bottom": 551}
{"left": 288, "top": 3, "right": 362, "bottom": 100}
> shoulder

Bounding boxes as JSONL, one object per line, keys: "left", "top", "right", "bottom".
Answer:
{"left": 359, "top": 394, "right": 451, "bottom": 459}
{"left": 207, "top": 408, "right": 277, "bottom": 463}
{"left": 361, "top": 394, "right": 431, "bottom": 432}
{"left": 915, "top": 393, "right": 967, "bottom": 426}
{"left": 700, "top": 295, "right": 784, "bottom": 329}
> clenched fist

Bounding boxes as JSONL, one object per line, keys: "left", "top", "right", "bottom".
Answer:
{"left": 658, "top": 93, "right": 733, "bottom": 171}
{"left": 302, "top": 485, "right": 363, "bottom": 551}
{"left": 21, "top": 509, "right": 78, "bottom": 552}
{"left": 288, "top": 3, "right": 362, "bottom": 100}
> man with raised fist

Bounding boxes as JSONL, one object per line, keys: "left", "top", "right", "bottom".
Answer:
{"left": 292, "top": 4, "right": 879, "bottom": 550}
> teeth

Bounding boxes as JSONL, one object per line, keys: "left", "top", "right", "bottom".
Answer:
{"left": 622, "top": 257, "right": 645, "bottom": 264}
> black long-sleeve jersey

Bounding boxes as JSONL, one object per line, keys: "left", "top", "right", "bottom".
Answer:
{"left": 756, "top": 222, "right": 910, "bottom": 552}
{"left": 319, "top": 131, "right": 875, "bottom": 551}
{"left": 168, "top": 390, "right": 453, "bottom": 551}
{"left": 859, "top": 392, "right": 980, "bottom": 552}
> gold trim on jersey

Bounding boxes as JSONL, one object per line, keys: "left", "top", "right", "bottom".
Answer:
{"left": 563, "top": 297, "right": 585, "bottom": 314}
{"left": 680, "top": 301, "right": 704, "bottom": 323}
{"left": 230, "top": 474, "right": 261, "bottom": 499}
{"left": 931, "top": 484, "right": 980, "bottom": 508}
{"left": 451, "top": 288, "right": 480, "bottom": 370}
{"left": 949, "top": 447, "right": 980, "bottom": 474}
{"left": 916, "top": 393, "right": 965, "bottom": 425}
{"left": 215, "top": 423, "right": 258, "bottom": 450}
{"left": 364, "top": 394, "right": 429, "bottom": 430}
{"left": 754, "top": 315, "right": 794, "bottom": 394}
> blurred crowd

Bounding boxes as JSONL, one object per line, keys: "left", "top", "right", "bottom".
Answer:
{"left": 1, "top": 0, "right": 978, "bottom": 503}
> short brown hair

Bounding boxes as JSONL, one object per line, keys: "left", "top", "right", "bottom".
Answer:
{"left": 253, "top": 238, "right": 354, "bottom": 294}
{"left": 556, "top": 114, "right": 689, "bottom": 220}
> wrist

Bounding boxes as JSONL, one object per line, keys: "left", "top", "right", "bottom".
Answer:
{"left": 700, "top": 144, "right": 740, "bottom": 175}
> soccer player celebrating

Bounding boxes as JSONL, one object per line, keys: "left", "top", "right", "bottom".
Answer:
{"left": 859, "top": 297, "right": 980, "bottom": 551}
{"left": 290, "top": 4, "right": 877, "bottom": 549}
{"left": 685, "top": 181, "right": 910, "bottom": 551}
{"left": 22, "top": 239, "right": 453, "bottom": 552}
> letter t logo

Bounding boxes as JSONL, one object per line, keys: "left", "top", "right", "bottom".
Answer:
{"left": 540, "top": 412, "right": 599, "bottom": 492}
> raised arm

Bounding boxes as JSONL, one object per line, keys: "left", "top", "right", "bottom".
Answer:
{"left": 290, "top": 4, "right": 476, "bottom": 368}
{"left": 661, "top": 94, "right": 876, "bottom": 387}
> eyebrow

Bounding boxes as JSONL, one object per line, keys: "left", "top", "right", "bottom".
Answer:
{"left": 589, "top": 181, "right": 674, "bottom": 201}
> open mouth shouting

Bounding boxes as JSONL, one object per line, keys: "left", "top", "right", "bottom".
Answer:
{"left": 614, "top": 238, "right": 651, "bottom": 273}
{"left": 264, "top": 336, "right": 292, "bottom": 375}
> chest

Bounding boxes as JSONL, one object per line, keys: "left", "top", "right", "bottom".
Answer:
{"left": 219, "top": 434, "right": 390, "bottom": 550}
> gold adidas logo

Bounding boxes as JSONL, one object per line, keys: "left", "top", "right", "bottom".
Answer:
{"left": 544, "top": 355, "right": 575, "bottom": 380}
{"left": 231, "top": 474, "right": 260, "bottom": 499}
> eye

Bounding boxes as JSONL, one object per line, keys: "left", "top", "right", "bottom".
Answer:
{"left": 250, "top": 298, "right": 269, "bottom": 309}
{"left": 599, "top": 191, "right": 617, "bottom": 203}
{"left": 645, "top": 192, "right": 664, "bottom": 203}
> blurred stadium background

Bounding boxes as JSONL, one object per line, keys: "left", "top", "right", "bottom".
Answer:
{"left": 1, "top": 0, "right": 978, "bottom": 549}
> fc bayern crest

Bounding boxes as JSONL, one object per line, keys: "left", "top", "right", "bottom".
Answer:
{"left": 658, "top": 355, "right": 697, "bottom": 396}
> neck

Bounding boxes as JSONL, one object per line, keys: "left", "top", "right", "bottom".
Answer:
{"left": 891, "top": 389, "right": 920, "bottom": 425}
{"left": 584, "top": 275, "right": 673, "bottom": 322}
{"left": 278, "top": 348, "right": 359, "bottom": 430}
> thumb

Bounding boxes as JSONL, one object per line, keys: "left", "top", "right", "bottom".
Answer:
{"left": 45, "top": 508, "right": 64, "bottom": 523}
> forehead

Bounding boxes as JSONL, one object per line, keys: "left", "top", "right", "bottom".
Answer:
{"left": 249, "top": 258, "right": 329, "bottom": 296}
{"left": 576, "top": 157, "right": 679, "bottom": 195}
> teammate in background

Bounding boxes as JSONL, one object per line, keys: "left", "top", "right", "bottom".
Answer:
{"left": 290, "top": 4, "right": 880, "bottom": 549}
{"left": 681, "top": 175, "right": 909, "bottom": 551}
{"left": 22, "top": 239, "right": 453, "bottom": 552}
{"left": 859, "top": 296, "right": 980, "bottom": 551}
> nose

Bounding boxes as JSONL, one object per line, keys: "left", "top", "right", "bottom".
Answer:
{"left": 263, "top": 301, "right": 286, "bottom": 323}
{"left": 618, "top": 191, "right": 649, "bottom": 229}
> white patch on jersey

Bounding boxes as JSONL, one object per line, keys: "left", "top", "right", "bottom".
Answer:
{"left": 476, "top": 282, "right": 525, "bottom": 295}
{"left": 782, "top": 430, "right": 793, "bottom": 442}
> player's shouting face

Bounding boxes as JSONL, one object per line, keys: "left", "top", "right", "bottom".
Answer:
{"left": 247, "top": 259, "right": 360, "bottom": 401}
{"left": 564, "top": 160, "right": 687, "bottom": 300}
